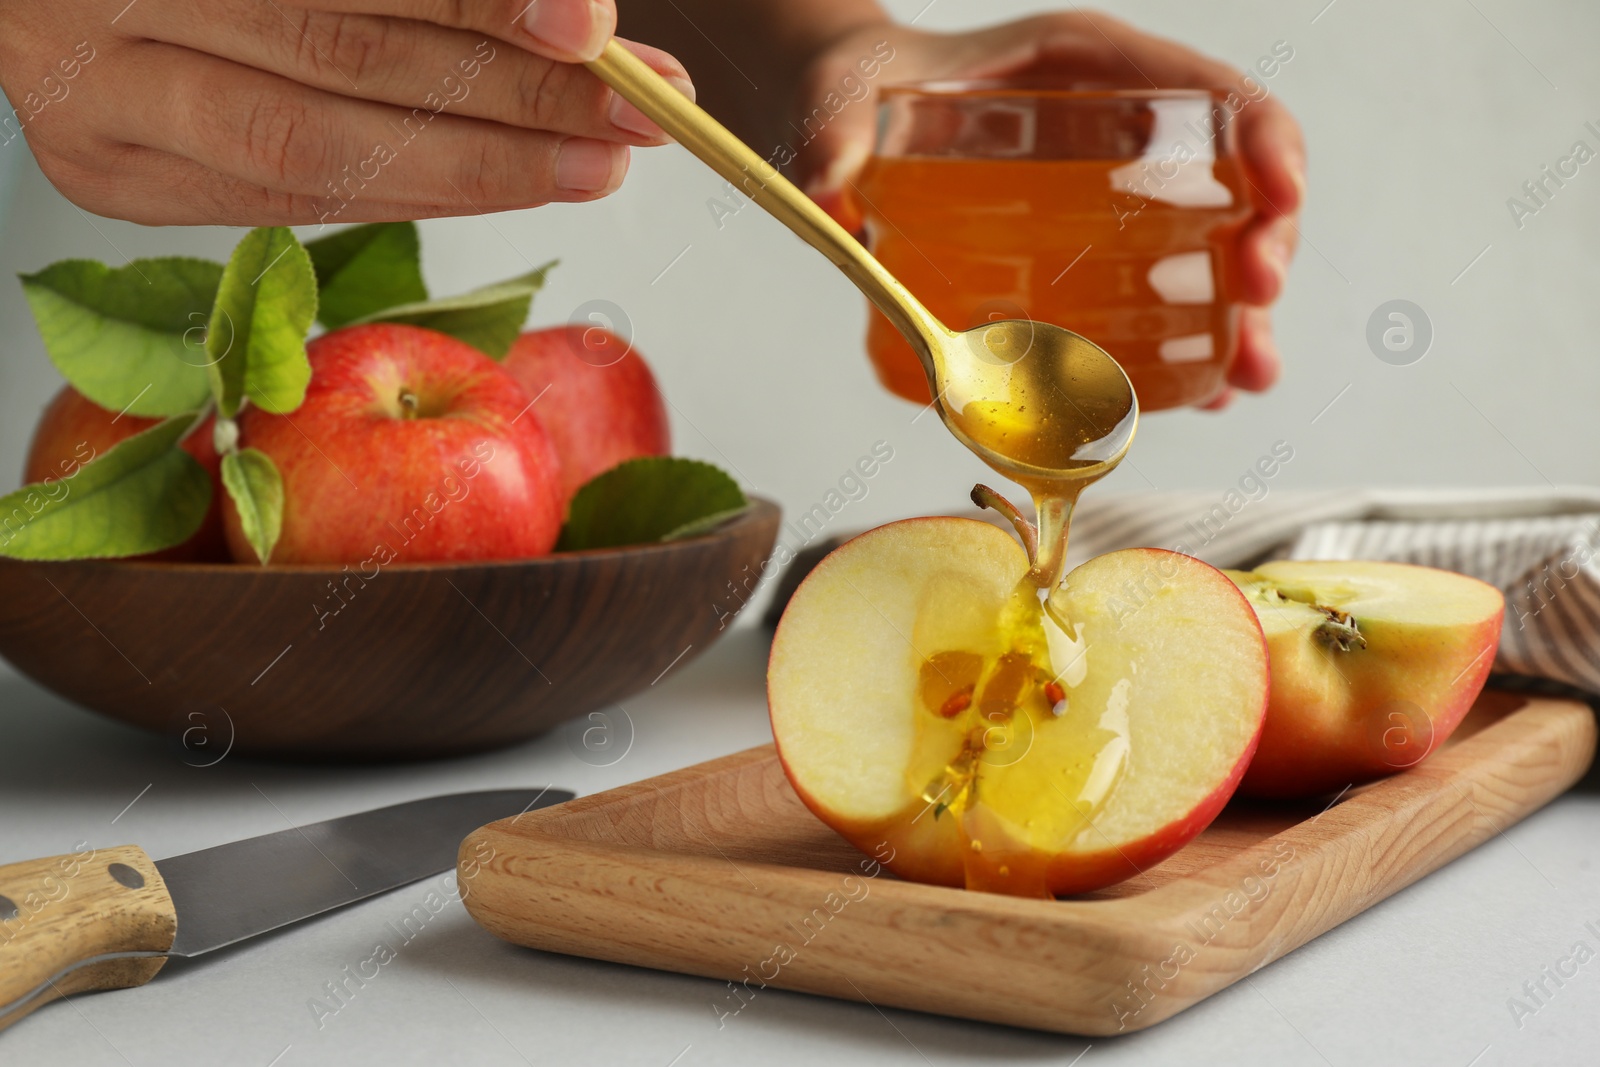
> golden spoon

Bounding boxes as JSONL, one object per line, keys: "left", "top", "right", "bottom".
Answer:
{"left": 587, "top": 43, "right": 1139, "bottom": 583}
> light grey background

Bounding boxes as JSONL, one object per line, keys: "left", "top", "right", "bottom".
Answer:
{"left": 2, "top": 0, "right": 1598, "bottom": 1065}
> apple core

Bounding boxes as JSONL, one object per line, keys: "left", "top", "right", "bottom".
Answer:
{"left": 907, "top": 576, "right": 1134, "bottom": 896}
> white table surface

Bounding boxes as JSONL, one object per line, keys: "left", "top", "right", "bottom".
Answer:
{"left": 2, "top": 623, "right": 1597, "bottom": 1067}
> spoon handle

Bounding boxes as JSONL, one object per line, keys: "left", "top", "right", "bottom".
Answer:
{"left": 587, "top": 41, "right": 951, "bottom": 364}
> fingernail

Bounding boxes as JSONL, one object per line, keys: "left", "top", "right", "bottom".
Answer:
{"left": 524, "top": 0, "right": 607, "bottom": 60}
{"left": 1264, "top": 239, "right": 1290, "bottom": 287}
{"left": 1240, "top": 319, "right": 1282, "bottom": 390}
{"left": 556, "top": 138, "right": 621, "bottom": 192}
{"left": 608, "top": 76, "right": 694, "bottom": 138}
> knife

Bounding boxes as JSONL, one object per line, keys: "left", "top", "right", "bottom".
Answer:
{"left": 0, "top": 787, "right": 572, "bottom": 1031}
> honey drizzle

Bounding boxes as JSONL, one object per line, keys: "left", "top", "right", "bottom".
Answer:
{"left": 914, "top": 348, "right": 1138, "bottom": 895}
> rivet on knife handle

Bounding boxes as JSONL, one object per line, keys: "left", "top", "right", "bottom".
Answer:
{"left": 0, "top": 845, "right": 176, "bottom": 1031}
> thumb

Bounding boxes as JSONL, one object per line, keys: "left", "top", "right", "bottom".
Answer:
{"left": 519, "top": 0, "right": 617, "bottom": 63}
{"left": 798, "top": 129, "right": 873, "bottom": 232}
{"left": 787, "top": 39, "right": 905, "bottom": 231}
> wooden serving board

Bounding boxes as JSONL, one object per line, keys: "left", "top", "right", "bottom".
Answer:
{"left": 460, "top": 692, "right": 1595, "bottom": 1035}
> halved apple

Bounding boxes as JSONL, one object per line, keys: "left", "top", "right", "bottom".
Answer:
{"left": 768, "top": 517, "right": 1269, "bottom": 898}
{"left": 1225, "top": 560, "right": 1505, "bottom": 799}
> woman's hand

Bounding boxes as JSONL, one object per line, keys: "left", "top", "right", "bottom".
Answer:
{"left": 787, "top": 11, "right": 1306, "bottom": 405}
{"left": 0, "top": 0, "right": 693, "bottom": 225}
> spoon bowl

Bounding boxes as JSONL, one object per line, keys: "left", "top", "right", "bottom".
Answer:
{"left": 936, "top": 319, "right": 1139, "bottom": 488}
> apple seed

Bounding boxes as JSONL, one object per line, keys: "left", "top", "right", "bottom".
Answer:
{"left": 938, "top": 688, "right": 974, "bottom": 718}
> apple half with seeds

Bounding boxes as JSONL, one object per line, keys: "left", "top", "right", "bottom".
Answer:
{"left": 768, "top": 517, "right": 1269, "bottom": 898}
{"left": 1225, "top": 560, "right": 1504, "bottom": 798}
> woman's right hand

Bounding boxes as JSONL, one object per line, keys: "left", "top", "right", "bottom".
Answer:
{"left": 0, "top": 0, "right": 694, "bottom": 225}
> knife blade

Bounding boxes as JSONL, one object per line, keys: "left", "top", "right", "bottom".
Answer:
{"left": 0, "top": 787, "right": 572, "bottom": 1030}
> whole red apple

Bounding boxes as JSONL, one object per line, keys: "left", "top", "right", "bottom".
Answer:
{"left": 501, "top": 326, "right": 670, "bottom": 503}
{"left": 224, "top": 324, "right": 564, "bottom": 565}
{"left": 23, "top": 384, "right": 226, "bottom": 561}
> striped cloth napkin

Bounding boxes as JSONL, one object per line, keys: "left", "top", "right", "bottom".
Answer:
{"left": 1059, "top": 487, "right": 1600, "bottom": 696}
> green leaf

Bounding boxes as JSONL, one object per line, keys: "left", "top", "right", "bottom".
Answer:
{"left": 305, "top": 222, "right": 428, "bottom": 330}
{"left": 352, "top": 262, "right": 556, "bottom": 358}
{"left": 20, "top": 257, "right": 221, "bottom": 417}
{"left": 557, "top": 458, "right": 748, "bottom": 551}
{"left": 207, "top": 227, "right": 318, "bottom": 417}
{"left": 0, "top": 415, "right": 211, "bottom": 560}
{"left": 221, "top": 448, "right": 284, "bottom": 564}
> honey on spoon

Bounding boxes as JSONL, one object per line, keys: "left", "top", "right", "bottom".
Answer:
{"left": 588, "top": 43, "right": 1140, "bottom": 895}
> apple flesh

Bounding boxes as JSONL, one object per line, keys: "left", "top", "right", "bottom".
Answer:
{"left": 224, "top": 324, "right": 564, "bottom": 565}
{"left": 500, "top": 326, "right": 670, "bottom": 504}
{"left": 1226, "top": 560, "right": 1504, "bottom": 798}
{"left": 24, "top": 385, "right": 226, "bottom": 561}
{"left": 768, "top": 517, "right": 1269, "bottom": 897}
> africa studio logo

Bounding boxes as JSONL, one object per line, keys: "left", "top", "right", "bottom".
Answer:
{"left": 1366, "top": 300, "right": 1433, "bottom": 366}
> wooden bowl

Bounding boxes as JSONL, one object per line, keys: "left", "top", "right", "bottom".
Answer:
{"left": 0, "top": 499, "right": 780, "bottom": 760}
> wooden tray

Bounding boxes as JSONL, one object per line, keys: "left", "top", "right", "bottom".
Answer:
{"left": 460, "top": 691, "right": 1595, "bottom": 1035}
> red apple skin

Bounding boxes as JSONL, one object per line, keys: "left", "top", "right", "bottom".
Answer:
{"left": 770, "top": 540, "right": 1269, "bottom": 897}
{"left": 500, "top": 326, "right": 670, "bottom": 504}
{"left": 23, "top": 385, "right": 227, "bottom": 562}
{"left": 1241, "top": 607, "right": 1503, "bottom": 799}
{"left": 223, "top": 324, "right": 564, "bottom": 565}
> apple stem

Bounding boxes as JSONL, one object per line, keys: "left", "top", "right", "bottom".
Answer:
{"left": 970, "top": 484, "right": 1039, "bottom": 567}
{"left": 398, "top": 389, "right": 419, "bottom": 417}
{"left": 1314, "top": 608, "right": 1367, "bottom": 652}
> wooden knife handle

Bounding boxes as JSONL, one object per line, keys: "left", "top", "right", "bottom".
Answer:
{"left": 0, "top": 845, "right": 176, "bottom": 1032}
